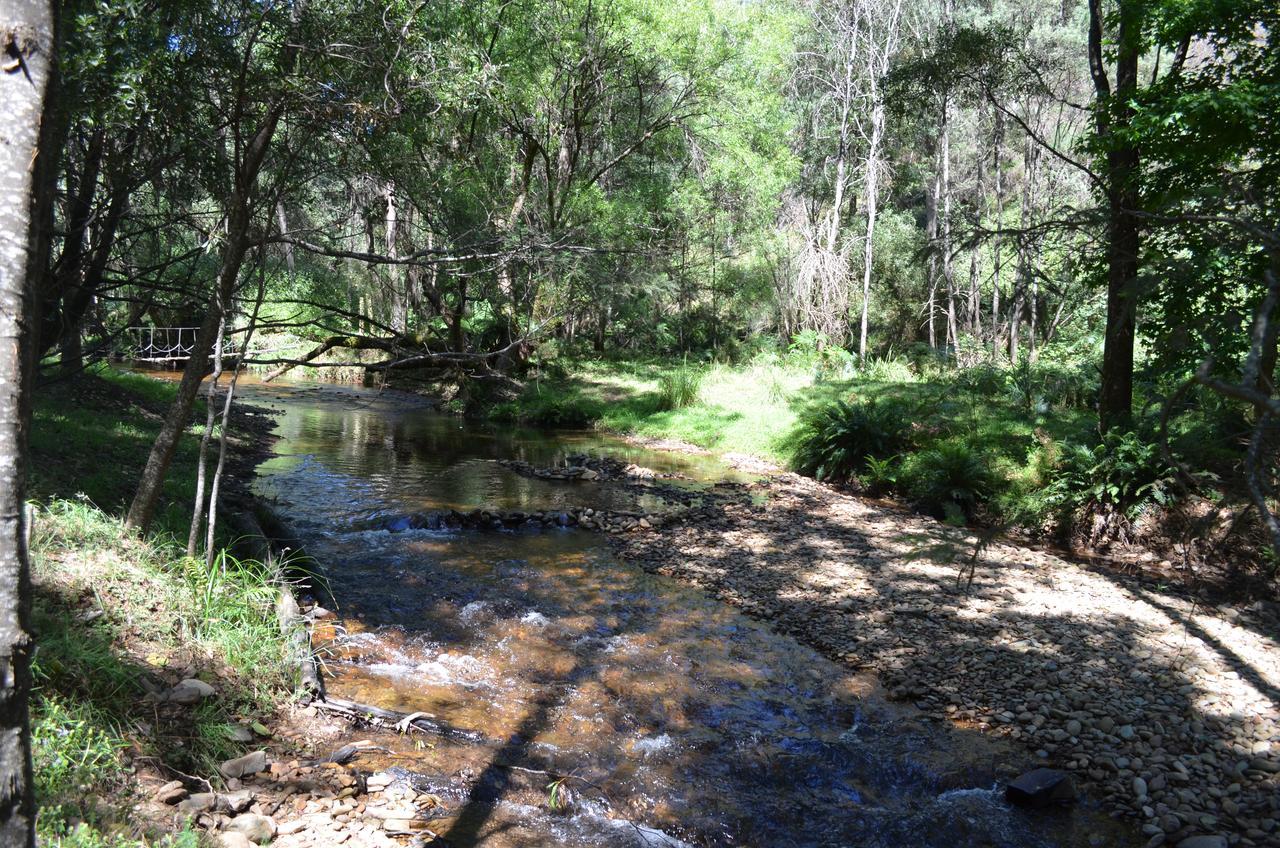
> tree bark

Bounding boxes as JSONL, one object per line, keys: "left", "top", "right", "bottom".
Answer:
{"left": 0, "top": 2, "right": 57, "bottom": 843}
{"left": 1092, "top": 0, "right": 1142, "bottom": 431}
{"left": 991, "top": 109, "right": 1004, "bottom": 360}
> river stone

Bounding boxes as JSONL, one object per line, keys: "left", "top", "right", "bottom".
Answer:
{"left": 1005, "top": 768, "right": 1076, "bottom": 808}
{"left": 225, "top": 813, "right": 276, "bottom": 844}
{"left": 219, "top": 750, "right": 268, "bottom": 779}
{"left": 221, "top": 790, "right": 254, "bottom": 814}
{"left": 1066, "top": 719, "right": 1082, "bottom": 736}
{"left": 154, "top": 780, "right": 187, "bottom": 805}
{"left": 1176, "top": 836, "right": 1227, "bottom": 848}
{"left": 226, "top": 724, "right": 254, "bottom": 743}
{"left": 177, "top": 793, "right": 218, "bottom": 814}
{"left": 165, "top": 678, "right": 215, "bottom": 705}
{"left": 1134, "top": 776, "right": 1148, "bottom": 799}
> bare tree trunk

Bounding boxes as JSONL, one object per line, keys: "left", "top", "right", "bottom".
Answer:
{"left": 942, "top": 111, "right": 958, "bottom": 358}
{"left": 926, "top": 169, "right": 939, "bottom": 348}
{"left": 1093, "top": 0, "right": 1142, "bottom": 431}
{"left": 940, "top": 0, "right": 957, "bottom": 360}
{"left": 276, "top": 200, "right": 294, "bottom": 281}
{"left": 187, "top": 313, "right": 226, "bottom": 557}
{"left": 991, "top": 109, "right": 1004, "bottom": 360}
{"left": 857, "top": 0, "right": 901, "bottom": 362}
{"left": 969, "top": 107, "right": 986, "bottom": 342}
{"left": 384, "top": 181, "right": 406, "bottom": 334}
{"left": 205, "top": 264, "right": 266, "bottom": 566}
{"left": 0, "top": 2, "right": 56, "bottom": 843}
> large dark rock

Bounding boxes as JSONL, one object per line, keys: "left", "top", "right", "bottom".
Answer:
{"left": 1005, "top": 768, "right": 1076, "bottom": 808}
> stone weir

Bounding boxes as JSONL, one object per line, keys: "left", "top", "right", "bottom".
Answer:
{"left": 379, "top": 505, "right": 662, "bottom": 535}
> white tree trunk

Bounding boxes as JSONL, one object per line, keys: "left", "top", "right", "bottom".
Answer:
{"left": 0, "top": 2, "right": 56, "bottom": 843}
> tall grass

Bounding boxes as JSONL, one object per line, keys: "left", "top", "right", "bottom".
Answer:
{"left": 31, "top": 499, "right": 295, "bottom": 837}
{"left": 656, "top": 366, "right": 703, "bottom": 411}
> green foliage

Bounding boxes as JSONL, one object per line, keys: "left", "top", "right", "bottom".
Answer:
{"left": 789, "top": 399, "right": 914, "bottom": 483}
{"left": 901, "top": 439, "right": 1001, "bottom": 523}
{"left": 32, "top": 695, "right": 125, "bottom": 813}
{"left": 861, "top": 454, "right": 900, "bottom": 496}
{"left": 1038, "top": 430, "right": 1182, "bottom": 525}
{"left": 656, "top": 366, "right": 704, "bottom": 411}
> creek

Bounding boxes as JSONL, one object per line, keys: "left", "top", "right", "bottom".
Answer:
{"left": 232, "top": 378, "right": 1128, "bottom": 848}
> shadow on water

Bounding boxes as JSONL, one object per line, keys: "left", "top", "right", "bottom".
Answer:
{"left": 242, "top": 380, "right": 1147, "bottom": 848}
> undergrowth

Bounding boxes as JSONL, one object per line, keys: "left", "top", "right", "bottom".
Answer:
{"left": 485, "top": 344, "right": 1235, "bottom": 545}
{"left": 31, "top": 499, "right": 294, "bottom": 843}
{"left": 29, "top": 369, "right": 295, "bottom": 845}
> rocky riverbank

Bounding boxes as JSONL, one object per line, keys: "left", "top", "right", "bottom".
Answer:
{"left": 593, "top": 469, "right": 1280, "bottom": 848}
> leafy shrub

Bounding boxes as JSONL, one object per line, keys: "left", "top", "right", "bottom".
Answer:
{"left": 1006, "top": 357, "right": 1098, "bottom": 413}
{"left": 790, "top": 399, "right": 914, "bottom": 483}
{"left": 492, "top": 390, "right": 603, "bottom": 427}
{"left": 787, "top": 329, "right": 828, "bottom": 363}
{"left": 33, "top": 695, "right": 125, "bottom": 806}
{"left": 1040, "top": 430, "right": 1180, "bottom": 522}
{"left": 951, "top": 364, "right": 1008, "bottom": 396}
{"left": 861, "top": 455, "right": 900, "bottom": 496}
{"left": 656, "top": 366, "right": 703, "bottom": 411}
{"left": 860, "top": 354, "right": 916, "bottom": 383}
{"left": 901, "top": 439, "right": 1000, "bottom": 522}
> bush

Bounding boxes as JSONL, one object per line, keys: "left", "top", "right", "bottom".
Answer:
{"left": 1040, "top": 430, "right": 1180, "bottom": 522}
{"left": 656, "top": 366, "right": 703, "bottom": 411}
{"left": 951, "top": 363, "right": 1008, "bottom": 396}
{"left": 1006, "top": 357, "right": 1098, "bottom": 413}
{"left": 790, "top": 398, "right": 914, "bottom": 483}
{"left": 901, "top": 439, "right": 1000, "bottom": 523}
{"left": 860, "top": 355, "right": 916, "bottom": 383}
{"left": 861, "top": 454, "right": 900, "bottom": 496}
{"left": 492, "top": 390, "right": 603, "bottom": 427}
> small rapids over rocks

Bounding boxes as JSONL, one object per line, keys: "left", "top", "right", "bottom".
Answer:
{"left": 244, "top": 380, "right": 1133, "bottom": 848}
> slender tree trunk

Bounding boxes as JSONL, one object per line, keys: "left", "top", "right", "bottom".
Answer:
{"left": 940, "top": 0, "right": 957, "bottom": 360}
{"left": 991, "top": 109, "right": 1004, "bottom": 360}
{"left": 1090, "top": 0, "right": 1142, "bottom": 431}
{"left": 926, "top": 169, "right": 939, "bottom": 348}
{"left": 276, "top": 200, "right": 294, "bottom": 281}
{"left": 0, "top": 2, "right": 57, "bottom": 843}
{"left": 384, "top": 181, "right": 406, "bottom": 334}
{"left": 1025, "top": 136, "right": 1041, "bottom": 362}
{"left": 187, "top": 314, "right": 226, "bottom": 557}
{"left": 858, "top": 119, "right": 880, "bottom": 362}
{"left": 969, "top": 108, "right": 986, "bottom": 342}
{"left": 205, "top": 265, "right": 266, "bottom": 566}
{"left": 127, "top": 226, "right": 245, "bottom": 532}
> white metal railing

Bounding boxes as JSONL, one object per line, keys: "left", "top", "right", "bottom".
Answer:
{"left": 121, "top": 326, "right": 241, "bottom": 362}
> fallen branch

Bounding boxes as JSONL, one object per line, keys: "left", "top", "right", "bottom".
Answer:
{"left": 312, "top": 696, "right": 487, "bottom": 745}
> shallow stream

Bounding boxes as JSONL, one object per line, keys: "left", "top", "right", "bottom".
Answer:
{"left": 231, "top": 379, "right": 1131, "bottom": 848}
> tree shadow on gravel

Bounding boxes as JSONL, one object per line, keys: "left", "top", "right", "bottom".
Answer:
{"left": 607, "top": 475, "right": 1280, "bottom": 845}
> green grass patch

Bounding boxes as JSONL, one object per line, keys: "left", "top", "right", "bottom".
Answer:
{"left": 29, "top": 368, "right": 295, "bottom": 844}
{"left": 30, "top": 366, "right": 203, "bottom": 538}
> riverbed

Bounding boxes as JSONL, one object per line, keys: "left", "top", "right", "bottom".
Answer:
{"left": 236, "top": 378, "right": 1132, "bottom": 848}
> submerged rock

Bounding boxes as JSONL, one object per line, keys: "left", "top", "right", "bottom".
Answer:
{"left": 1005, "top": 768, "right": 1075, "bottom": 808}
{"left": 1176, "top": 837, "right": 1228, "bottom": 848}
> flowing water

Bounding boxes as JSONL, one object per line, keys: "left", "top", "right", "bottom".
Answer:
{"left": 218, "top": 378, "right": 1134, "bottom": 848}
